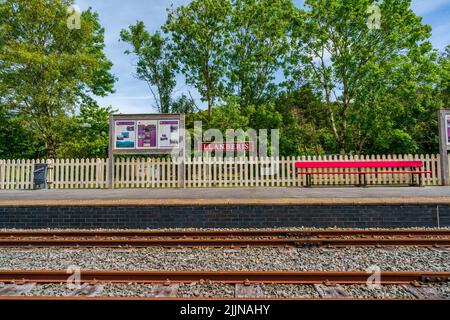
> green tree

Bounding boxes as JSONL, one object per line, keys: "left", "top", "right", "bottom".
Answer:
{"left": 226, "top": 0, "right": 294, "bottom": 109}
{"left": 205, "top": 102, "right": 250, "bottom": 131}
{"left": 439, "top": 46, "right": 450, "bottom": 108}
{"left": 171, "top": 94, "right": 198, "bottom": 114}
{"left": 57, "top": 102, "right": 115, "bottom": 158}
{"left": 275, "top": 85, "right": 328, "bottom": 155}
{"left": 120, "top": 22, "right": 176, "bottom": 113}
{"left": 164, "top": 0, "right": 231, "bottom": 117}
{"left": 0, "top": 110, "right": 44, "bottom": 159}
{"left": 361, "top": 48, "right": 441, "bottom": 155}
{"left": 289, "top": 0, "right": 435, "bottom": 155}
{"left": 0, "top": 0, "right": 115, "bottom": 158}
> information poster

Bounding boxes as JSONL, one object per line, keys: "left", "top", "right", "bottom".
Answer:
{"left": 158, "top": 120, "right": 180, "bottom": 148}
{"left": 115, "top": 121, "right": 136, "bottom": 149}
{"left": 136, "top": 120, "right": 157, "bottom": 149}
{"left": 446, "top": 115, "right": 450, "bottom": 146}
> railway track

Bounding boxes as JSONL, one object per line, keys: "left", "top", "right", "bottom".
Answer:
{"left": 0, "top": 229, "right": 449, "bottom": 247}
{"left": 0, "top": 270, "right": 449, "bottom": 284}
{"left": 0, "top": 238, "right": 449, "bottom": 247}
{"left": 0, "top": 270, "right": 449, "bottom": 300}
{"left": 1, "top": 229, "right": 449, "bottom": 238}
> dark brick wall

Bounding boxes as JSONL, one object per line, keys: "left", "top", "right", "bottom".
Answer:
{"left": 0, "top": 204, "right": 449, "bottom": 229}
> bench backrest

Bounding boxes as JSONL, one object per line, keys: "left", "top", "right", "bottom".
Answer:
{"left": 295, "top": 160, "right": 424, "bottom": 169}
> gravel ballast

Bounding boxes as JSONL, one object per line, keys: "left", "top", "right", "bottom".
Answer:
{"left": 0, "top": 247, "right": 448, "bottom": 272}
{"left": 1, "top": 282, "right": 449, "bottom": 298}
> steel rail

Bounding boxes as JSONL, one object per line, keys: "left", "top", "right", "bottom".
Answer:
{"left": 0, "top": 229, "right": 449, "bottom": 238}
{"left": 0, "top": 270, "right": 449, "bottom": 284}
{"left": 0, "top": 237, "right": 449, "bottom": 247}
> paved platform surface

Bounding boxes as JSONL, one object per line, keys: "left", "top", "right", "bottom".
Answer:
{"left": 1, "top": 187, "right": 450, "bottom": 206}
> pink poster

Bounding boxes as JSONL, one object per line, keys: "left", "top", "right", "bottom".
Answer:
{"left": 137, "top": 120, "right": 157, "bottom": 149}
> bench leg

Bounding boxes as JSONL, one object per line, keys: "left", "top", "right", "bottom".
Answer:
{"left": 409, "top": 169, "right": 422, "bottom": 187}
{"left": 409, "top": 172, "right": 416, "bottom": 186}
{"left": 409, "top": 172, "right": 423, "bottom": 187}
{"left": 305, "top": 175, "right": 312, "bottom": 188}
{"left": 357, "top": 174, "right": 368, "bottom": 187}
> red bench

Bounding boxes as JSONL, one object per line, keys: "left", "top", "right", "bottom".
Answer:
{"left": 294, "top": 160, "right": 432, "bottom": 187}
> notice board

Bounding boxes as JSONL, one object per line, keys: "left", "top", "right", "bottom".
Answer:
{"left": 108, "top": 114, "right": 185, "bottom": 188}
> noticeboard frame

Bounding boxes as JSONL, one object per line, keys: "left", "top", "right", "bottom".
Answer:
{"left": 438, "top": 110, "right": 450, "bottom": 186}
{"left": 108, "top": 114, "right": 185, "bottom": 188}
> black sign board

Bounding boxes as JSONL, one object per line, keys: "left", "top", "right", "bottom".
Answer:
{"left": 33, "top": 163, "right": 48, "bottom": 190}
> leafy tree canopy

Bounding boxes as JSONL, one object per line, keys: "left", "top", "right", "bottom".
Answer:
{"left": 0, "top": 0, "right": 115, "bottom": 158}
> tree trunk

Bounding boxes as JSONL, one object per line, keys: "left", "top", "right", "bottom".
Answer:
{"left": 339, "top": 122, "right": 347, "bottom": 156}
{"left": 207, "top": 97, "right": 212, "bottom": 118}
{"left": 324, "top": 86, "right": 343, "bottom": 154}
{"left": 44, "top": 135, "right": 57, "bottom": 159}
{"left": 339, "top": 141, "right": 346, "bottom": 156}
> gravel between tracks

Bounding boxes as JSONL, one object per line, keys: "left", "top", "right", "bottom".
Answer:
{"left": 0, "top": 247, "right": 448, "bottom": 271}
{"left": 1, "top": 282, "right": 449, "bottom": 298}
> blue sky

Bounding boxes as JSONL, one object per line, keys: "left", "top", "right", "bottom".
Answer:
{"left": 75, "top": 0, "right": 450, "bottom": 113}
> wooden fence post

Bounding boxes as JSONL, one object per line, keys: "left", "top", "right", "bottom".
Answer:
{"left": 46, "top": 159, "right": 54, "bottom": 189}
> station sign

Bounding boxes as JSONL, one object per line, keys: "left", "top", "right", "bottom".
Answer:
{"left": 200, "top": 142, "right": 254, "bottom": 152}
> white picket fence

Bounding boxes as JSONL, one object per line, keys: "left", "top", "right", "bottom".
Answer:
{"left": 0, "top": 154, "right": 442, "bottom": 190}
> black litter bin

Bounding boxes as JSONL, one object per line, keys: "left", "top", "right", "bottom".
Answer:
{"left": 33, "top": 163, "right": 48, "bottom": 190}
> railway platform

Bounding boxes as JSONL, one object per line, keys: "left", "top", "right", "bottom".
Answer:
{"left": 0, "top": 187, "right": 450, "bottom": 228}
{"left": 2, "top": 186, "right": 450, "bottom": 204}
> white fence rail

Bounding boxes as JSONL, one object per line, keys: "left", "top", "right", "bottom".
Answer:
{"left": 0, "top": 154, "right": 443, "bottom": 190}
